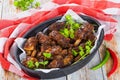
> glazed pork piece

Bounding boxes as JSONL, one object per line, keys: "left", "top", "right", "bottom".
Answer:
{"left": 48, "top": 22, "right": 65, "bottom": 32}
{"left": 36, "top": 32, "right": 52, "bottom": 44}
{"left": 24, "top": 37, "right": 38, "bottom": 51}
{"left": 24, "top": 37, "right": 38, "bottom": 56}
{"left": 74, "top": 22, "right": 95, "bottom": 46}
{"left": 49, "top": 30, "right": 70, "bottom": 48}
{"left": 23, "top": 20, "right": 96, "bottom": 69}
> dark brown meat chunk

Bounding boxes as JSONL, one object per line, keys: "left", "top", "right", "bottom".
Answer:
{"left": 68, "top": 48, "right": 72, "bottom": 54}
{"left": 79, "top": 43, "right": 85, "bottom": 48}
{"left": 48, "top": 22, "right": 65, "bottom": 32}
{"left": 75, "top": 23, "right": 94, "bottom": 39}
{"left": 41, "top": 45, "right": 62, "bottom": 55}
{"left": 82, "top": 23, "right": 94, "bottom": 32}
{"left": 25, "top": 50, "right": 32, "bottom": 56}
{"left": 26, "top": 56, "right": 38, "bottom": 62}
{"left": 22, "top": 56, "right": 38, "bottom": 68}
{"left": 50, "top": 46, "right": 62, "bottom": 55}
{"left": 87, "top": 32, "right": 96, "bottom": 42}
{"left": 74, "top": 23, "right": 95, "bottom": 44}
{"left": 48, "top": 59, "right": 64, "bottom": 68}
{"left": 72, "top": 47, "right": 79, "bottom": 52}
{"left": 54, "top": 55, "right": 63, "bottom": 60}
{"left": 36, "top": 52, "right": 42, "bottom": 58}
{"left": 24, "top": 37, "right": 38, "bottom": 51}
{"left": 31, "top": 50, "right": 37, "bottom": 57}
{"left": 37, "top": 32, "right": 51, "bottom": 44}
{"left": 74, "top": 55, "right": 81, "bottom": 62}
{"left": 40, "top": 44, "right": 51, "bottom": 52}
{"left": 63, "top": 54, "right": 73, "bottom": 66}
{"left": 74, "top": 29, "right": 83, "bottom": 40}
{"left": 61, "top": 49, "right": 68, "bottom": 57}
{"left": 49, "top": 30, "right": 70, "bottom": 48}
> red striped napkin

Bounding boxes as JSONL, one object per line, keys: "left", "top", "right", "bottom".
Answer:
{"left": 0, "top": 0, "right": 120, "bottom": 80}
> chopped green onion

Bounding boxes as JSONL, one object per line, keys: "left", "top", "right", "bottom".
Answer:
{"left": 72, "top": 23, "right": 80, "bottom": 30}
{"left": 86, "top": 40, "right": 92, "bottom": 47}
{"left": 65, "top": 14, "right": 72, "bottom": 21}
{"left": 78, "top": 46, "right": 84, "bottom": 56}
{"left": 72, "top": 49, "right": 78, "bottom": 56}
{"left": 79, "top": 51, "right": 84, "bottom": 56}
{"left": 85, "top": 40, "right": 93, "bottom": 54}
{"left": 85, "top": 46, "right": 91, "bottom": 53}
{"left": 60, "top": 28, "right": 69, "bottom": 38}
{"left": 69, "top": 28, "right": 74, "bottom": 39}
{"left": 63, "top": 28, "right": 69, "bottom": 37}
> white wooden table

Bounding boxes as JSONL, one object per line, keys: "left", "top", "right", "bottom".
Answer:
{"left": 0, "top": 0, "right": 120, "bottom": 80}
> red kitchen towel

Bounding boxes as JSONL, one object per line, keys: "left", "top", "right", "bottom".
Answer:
{"left": 0, "top": 0, "right": 120, "bottom": 80}
{"left": 53, "top": 0, "right": 120, "bottom": 15}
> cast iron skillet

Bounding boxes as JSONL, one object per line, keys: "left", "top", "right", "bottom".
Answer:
{"left": 14, "top": 15, "right": 104, "bottom": 79}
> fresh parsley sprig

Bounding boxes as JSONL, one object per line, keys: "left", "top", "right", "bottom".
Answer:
{"left": 60, "top": 14, "right": 81, "bottom": 39}
{"left": 27, "top": 60, "right": 35, "bottom": 69}
{"left": 14, "top": 0, "right": 40, "bottom": 11}
{"left": 43, "top": 52, "right": 52, "bottom": 58}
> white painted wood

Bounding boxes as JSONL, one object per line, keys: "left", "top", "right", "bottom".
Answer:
{"left": 2, "top": 0, "right": 51, "bottom": 19}
{"left": 114, "top": 16, "right": 120, "bottom": 55}
{"left": 0, "top": 0, "right": 3, "bottom": 18}
{"left": 104, "top": 16, "right": 120, "bottom": 80}
{"left": 67, "top": 51, "right": 106, "bottom": 80}
{"left": 2, "top": 0, "right": 17, "bottom": 19}
{"left": 0, "top": 0, "right": 6, "bottom": 79}
{"left": 42, "top": 77, "right": 66, "bottom": 80}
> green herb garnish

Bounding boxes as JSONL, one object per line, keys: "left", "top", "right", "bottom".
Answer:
{"left": 27, "top": 60, "right": 34, "bottom": 68}
{"left": 39, "top": 61, "right": 49, "bottom": 68}
{"left": 85, "top": 40, "right": 93, "bottom": 53}
{"left": 35, "top": 62, "right": 39, "bottom": 68}
{"left": 85, "top": 40, "right": 92, "bottom": 48}
{"left": 72, "top": 49, "right": 78, "bottom": 56}
{"left": 85, "top": 46, "right": 91, "bottom": 53}
{"left": 60, "top": 28, "right": 69, "bottom": 38}
{"left": 78, "top": 46, "right": 84, "bottom": 56}
{"left": 72, "top": 23, "right": 80, "bottom": 30}
{"left": 43, "top": 52, "right": 52, "bottom": 58}
{"left": 69, "top": 28, "right": 74, "bottom": 39}
{"left": 34, "top": 2, "right": 40, "bottom": 8}
{"left": 14, "top": 0, "right": 40, "bottom": 11}
{"left": 64, "top": 28, "right": 69, "bottom": 38}
{"left": 60, "top": 14, "right": 82, "bottom": 39}
{"left": 65, "top": 14, "right": 72, "bottom": 21}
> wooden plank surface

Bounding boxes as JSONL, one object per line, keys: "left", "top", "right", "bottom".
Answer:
{"left": 67, "top": 51, "right": 107, "bottom": 80}
{"left": 0, "top": 0, "right": 3, "bottom": 18}
{"left": 0, "top": 0, "right": 7, "bottom": 80}
{"left": 43, "top": 77, "right": 67, "bottom": 80}
{"left": 103, "top": 16, "right": 120, "bottom": 80}
{"left": 2, "top": 0, "right": 20, "bottom": 19}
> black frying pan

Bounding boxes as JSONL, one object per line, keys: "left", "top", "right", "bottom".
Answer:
{"left": 13, "top": 15, "right": 104, "bottom": 79}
